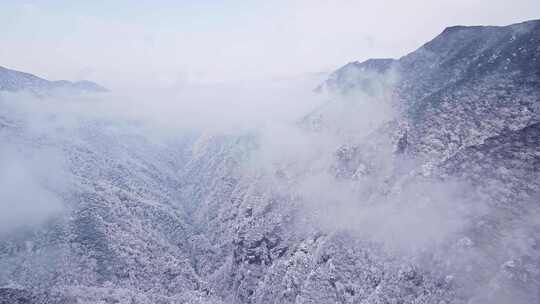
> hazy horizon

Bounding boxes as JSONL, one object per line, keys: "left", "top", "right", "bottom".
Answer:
{"left": 1, "top": 0, "right": 539, "bottom": 90}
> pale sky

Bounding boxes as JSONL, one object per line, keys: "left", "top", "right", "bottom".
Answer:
{"left": 1, "top": 0, "right": 539, "bottom": 90}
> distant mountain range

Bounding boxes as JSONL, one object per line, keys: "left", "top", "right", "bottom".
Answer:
{"left": 0, "top": 65, "right": 107, "bottom": 94}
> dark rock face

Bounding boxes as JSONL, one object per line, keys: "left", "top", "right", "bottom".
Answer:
{"left": 1, "top": 19, "right": 539, "bottom": 303}
{"left": 0, "top": 66, "right": 107, "bottom": 94}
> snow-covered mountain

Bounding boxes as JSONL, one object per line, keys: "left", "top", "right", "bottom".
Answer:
{"left": 0, "top": 19, "right": 539, "bottom": 303}
{"left": 0, "top": 66, "right": 107, "bottom": 94}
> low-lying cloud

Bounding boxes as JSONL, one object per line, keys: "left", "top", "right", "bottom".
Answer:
{"left": 0, "top": 72, "right": 536, "bottom": 302}
{"left": 0, "top": 147, "right": 65, "bottom": 234}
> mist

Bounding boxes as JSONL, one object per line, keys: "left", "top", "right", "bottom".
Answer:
{"left": 0, "top": 70, "right": 536, "bottom": 303}
{"left": 0, "top": 146, "right": 65, "bottom": 234}
{"left": 0, "top": 76, "right": 327, "bottom": 233}
{"left": 0, "top": 68, "right": 504, "bottom": 255}
{"left": 1, "top": 8, "right": 539, "bottom": 302}
{"left": 2, "top": 1, "right": 539, "bottom": 89}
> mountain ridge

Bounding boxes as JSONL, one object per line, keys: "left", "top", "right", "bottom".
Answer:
{"left": 0, "top": 65, "right": 107, "bottom": 94}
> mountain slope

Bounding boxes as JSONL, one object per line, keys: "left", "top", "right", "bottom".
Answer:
{"left": 319, "top": 19, "right": 540, "bottom": 164}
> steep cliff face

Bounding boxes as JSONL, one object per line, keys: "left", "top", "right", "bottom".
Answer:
{"left": 0, "top": 20, "right": 539, "bottom": 304}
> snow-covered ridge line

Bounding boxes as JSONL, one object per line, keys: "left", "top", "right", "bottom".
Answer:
{"left": 0, "top": 65, "right": 107, "bottom": 94}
